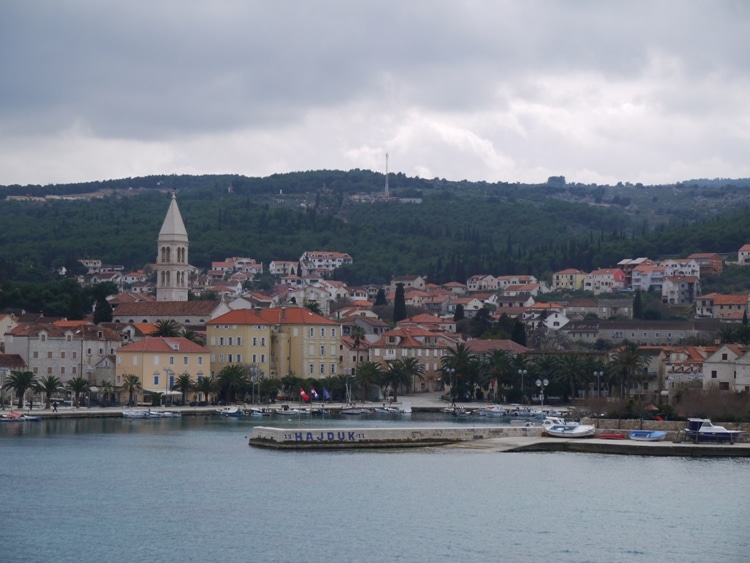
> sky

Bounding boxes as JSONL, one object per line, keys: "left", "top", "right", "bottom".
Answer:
{"left": 1, "top": 0, "right": 749, "bottom": 187}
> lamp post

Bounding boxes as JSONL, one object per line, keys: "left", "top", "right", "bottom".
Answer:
{"left": 163, "top": 368, "right": 174, "bottom": 407}
{"left": 536, "top": 378, "right": 549, "bottom": 407}
{"left": 517, "top": 369, "right": 527, "bottom": 404}
{"left": 594, "top": 370, "right": 603, "bottom": 398}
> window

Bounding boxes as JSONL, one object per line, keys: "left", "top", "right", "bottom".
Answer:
{"left": 33, "top": 351, "right": 38, "bottom": 359}
{"left": 260, "top": 354, "right": 265, "bottom": 363}
{"left": 154, "top": 375, "right": 160, "bottom": 385}
{"left": 309, "top": 328, "right": 314, "bottom": 337}
{"left": 252, "top": 337, "right": 257, "bottom": 346}
{"left": 722, "top": 354, "right": 728, "bottom": 361}
{"left": 261, "top": 337, "right": 266, "bottom": 346}
{"left": 183, "top": 356, "right": 188, "bottom": 365}
{"left": 228, "top": 337, "right": 233, "bottom": 345}
{"left": 228, "top": 354, "right": 233, "bottom": 363}
{"left": 198, "top": 357, "right": 203, "bottom": 365}
{"left": 331, "top": 328, "right": 336, "bottom": 338}
{"left": 237, "top": 337, "right": 242, "bottom": 346}
{"left": 321, "top": 328, "right": 325, "bottom": 337}
{"left": 252, "top": 354, "right": 257, "bottom": 363}
{"left": 169, "top": 357, "right": 175, "bottom": 365}
{"left": 220, "top": 337, "right": 225, "bottom": 346}
{"left": 330, "top": 364, "right": 336, "bottom": 374}
{"left": 60, "top": 367, "right": 65, "bottom": 374}
{"left": 320, "top": 345, "right": 326, "bottom": 357}
{"left": 237, "top": 354, "right": 242, "bottom": 363}
{"left": 320, "top": 364, "right": 325, "bottom": 374}
{"left": 309, "top": 364, "right": 314, "bottom": 375}
{"left": 711, "top": 371, "right": 717, "bottom": 379}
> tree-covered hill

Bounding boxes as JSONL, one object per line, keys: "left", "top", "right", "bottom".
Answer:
{"left": 2, "top": 171, "right": 750, "bottom": 286}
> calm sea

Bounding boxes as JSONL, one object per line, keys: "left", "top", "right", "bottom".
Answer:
{"left": 2, "top": 414, "right": 749, "bottom": 563}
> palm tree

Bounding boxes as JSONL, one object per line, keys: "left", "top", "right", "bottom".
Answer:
{"left": 36, "top": 375, "right": 63, "bottom": 409}
{"left": 483, "top": 349, "right": 513, "bottom": 403}
{"left": 399, "top": 357, "right": 425, "bottom": 395}
{"left": 554, "top": 353, "right": 586, "bottom": 402}
{"left": 66, "top": 376, "right": 90, "bottom": 407}
{"left": 607, "top": 342, "right": 651, "bottom": 399}
{"left": 173, "top": 372, "right": 194, "bottom": 405}
{"left": 353, "top": 361, "right": 383, "bottom": 402}
{"left": 382, "top": 358, "right": 423, "bottom": 401}
{"left": 194, "top": 375, "right": 217, "bottom": 405}
{"left": 151, "top": 319, "right": 182, "bottom": 337}
{"left": 122, "top": 374, "right": 142, "bottom": 407}
{"left": 3, "top": 370, "right": 37, "bottom": 409}
{"left": 441, "top": 343, "right": 479, "bottom": 402}
{"left": 216, "top": 364, "right": 248, "bottom": 404}
{"left": 99, "top": 379, "right": 114, "bottom": 406}
{"left": 304, "top": 301, "right": 322, "bottom": 315}
{"left": 180, "top": 328, "right": 201, "bottom": 343}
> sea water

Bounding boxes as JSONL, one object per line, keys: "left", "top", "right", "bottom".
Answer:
{"left": 1, "top": 415, "right": 749, "bottom": 563}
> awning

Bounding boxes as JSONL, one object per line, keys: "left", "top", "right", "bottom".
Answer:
{"left": 142, "top": 388, "right": 181, "bottom": 395}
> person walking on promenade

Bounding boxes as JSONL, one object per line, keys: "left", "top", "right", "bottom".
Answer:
{"left": 52, "top": 402, "right": 58, "bottom": 413}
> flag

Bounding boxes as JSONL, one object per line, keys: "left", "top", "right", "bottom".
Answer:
{"left": 323, "top": 388, "right": 331, "bottom": 400}
{"left": 300, "top": 387, "right": 310, "bottom": 402}
{"left": 310, "top": 387, "right": 319, "bottom": 399}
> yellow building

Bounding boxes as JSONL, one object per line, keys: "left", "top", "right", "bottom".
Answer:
{"left": 207, "top": 307, "right": 341, "bottom": 380}
{"left": 115, "top": 336, "right": 210, "bottom": 404}
{"left": 258, "top": 307, "right": 341, "bottom": 380}
{"left": 206, "top": 309, "right": 273, "bottom": 377}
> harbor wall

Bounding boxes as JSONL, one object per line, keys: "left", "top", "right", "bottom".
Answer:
{"left": 249, "top": 425, "right": 543, "bottom": 449}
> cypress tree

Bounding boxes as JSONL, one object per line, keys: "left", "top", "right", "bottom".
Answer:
{"left": 393, "top": 283, "right": 407, "bottom": 323}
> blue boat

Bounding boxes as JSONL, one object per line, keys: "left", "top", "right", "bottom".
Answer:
{"left": 629, "top": 430, "right": 667, "bottom": 442}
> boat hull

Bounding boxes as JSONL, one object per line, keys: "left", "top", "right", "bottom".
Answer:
{"left": 629, "top": 430, "right": 667, "bottom": 442}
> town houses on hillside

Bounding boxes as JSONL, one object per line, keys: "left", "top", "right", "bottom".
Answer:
{"left": 8, "top": 193, "right": 750, "bottom": 408}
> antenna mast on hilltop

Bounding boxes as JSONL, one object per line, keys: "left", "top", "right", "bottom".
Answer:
{"left": 384, "top": 153, "right": 390, "bottom": 198}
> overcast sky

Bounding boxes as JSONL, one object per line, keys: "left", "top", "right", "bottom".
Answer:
{"left": 1, "top": 1, "right": 748, "bottom": 186}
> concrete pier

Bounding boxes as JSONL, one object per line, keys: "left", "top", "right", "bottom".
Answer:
{"left": 249, "top": 425, "right": 750, "bottom": 457}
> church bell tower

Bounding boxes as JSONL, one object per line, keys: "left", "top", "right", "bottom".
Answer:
{"left": 156, "top": 192, "right": 189, "bottom": 301}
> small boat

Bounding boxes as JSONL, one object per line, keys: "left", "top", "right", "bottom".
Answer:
{"left": 629, "top": 430, "right": 667, "bottom": 442}
{"left": 1, "top": 411, "right": 40, "bottom": 422}
{"left": 685, "top": 418, "right": 742, "bottom": 443}
{"left": 340, "top": 404, "right": 370, "bottom": 415}
{"left": 123, "top": 409, "right": 151, "bottom": 419}
{"left": 542, "top": 417, "right": 596, "bottom": 438}
{"left": 478, "top": 404, "right": 506, "bottom": 417}
{"left": 598, "top": 432, "right": 627, "bottom": 440}
{"left": 159, "top": 411, "right": 181, "bottom": 418}
{"left": 248, "top": 408, "right": 273, "bottom": 417}
{"left": 216, "top": 406, "right": 244, "bottom": 417}
{"left": 275, "top": 407, "right": 308, "bottom": 416}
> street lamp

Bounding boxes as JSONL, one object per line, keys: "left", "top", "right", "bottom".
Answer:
{"left": 517, "top": 369, "right": 527, "bottom": 404}
{"left": 594, "top": 370, "right": 603, "bottom": 398}
{"left": 536, "top": 378, "right": 549, "bottom": 407}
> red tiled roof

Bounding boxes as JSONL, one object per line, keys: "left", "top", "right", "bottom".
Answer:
{"left": 117, "top": 336, "right": 209, "bottom": 354}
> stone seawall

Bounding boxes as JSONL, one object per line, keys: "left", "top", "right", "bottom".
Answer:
{"left": 249, "top": 425, "right": 544, "bottom": 449}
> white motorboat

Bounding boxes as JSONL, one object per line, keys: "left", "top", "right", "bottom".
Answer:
{"left": 685, "top": 418, "right": 742, "bottom": 443}
{"left": 340, "top": 404, "right": 370, "bottom": 415}
{"left": 216, "top": 406, "right": 244, "bottom": 417}
{"left": 542, "top": 417, "right": 595, "bottom": 438}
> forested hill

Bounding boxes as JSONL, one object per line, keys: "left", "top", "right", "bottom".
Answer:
{"left": 1, "top": 170, "right": 750, "bottom": 285}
